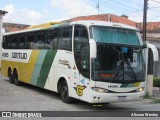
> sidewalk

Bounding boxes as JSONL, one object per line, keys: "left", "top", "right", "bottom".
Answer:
{"left": 152, "top": 87, "right": 160, "bottom": 100}
{"left": 114, "top": 87, "right": 160, "bottom": 106}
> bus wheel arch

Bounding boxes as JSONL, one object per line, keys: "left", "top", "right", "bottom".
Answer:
{"left": 13, "top": 68, "right": 21, "bottom": 86}
{"left": 8, "top": 67, "right": 13, "bottom": 84}
{"left": 57, "top": 77, "right": 73, "bottom": 103}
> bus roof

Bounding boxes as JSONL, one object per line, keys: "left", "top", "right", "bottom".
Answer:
{"left": 3, "top": 20, "right": 138, "bottom": 36}
{"left": 70, "top": 20, "right": 138, "bottom": 31}
{"left": 3, "top": 22, "right": 69, "bottom": 36}
{"left": 28, "top": 22, "right": 60, "bottom": 29}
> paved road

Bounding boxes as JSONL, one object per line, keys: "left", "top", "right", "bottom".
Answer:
{"left": 0, "top": 74, "right": 160, "bottom": 120}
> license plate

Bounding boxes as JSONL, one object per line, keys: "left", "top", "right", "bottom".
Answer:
{"left": 118, "top": 96, "right": 126, "bottom": 101}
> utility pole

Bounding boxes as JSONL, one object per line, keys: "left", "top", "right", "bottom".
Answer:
{"left": 96, "top": 0, "right": 100, "bottom": 14}
{"left": 0, "top": 10, "right": 8, "bottom": 42}
{"left": 142, "top": 0, "right": 154, "bottom": 96}
{"left": 0, "top": 10, "right": 8, "bottom": 69}
{"left": 142, "top": 0, "right": 148, "bottom": 42}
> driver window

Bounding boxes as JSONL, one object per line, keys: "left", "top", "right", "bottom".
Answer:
{"left": 74, "top": 25, "right": 90, "bottom": 78}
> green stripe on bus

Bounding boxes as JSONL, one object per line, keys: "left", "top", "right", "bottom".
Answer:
{"left": 127, "top": 83, "right": 134, "bottom": 87}
{"left": 120, "top": 82, "right": 141, "bottom": 88}
{"left": 36, "top": 50, "right": 57, "bottom": 88}
{"left": 30, "top": 50, "right": 48, "bottom": 85}
{"left": 120, "top": 84, "right": 128, "bottom": 88}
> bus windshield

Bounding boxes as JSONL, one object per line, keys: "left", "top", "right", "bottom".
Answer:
{"left": 90, "top": 26, "right": 145, "bottom": 83}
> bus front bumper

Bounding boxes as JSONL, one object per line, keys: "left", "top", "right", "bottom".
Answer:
{"left": 87, "top": 91, "right": 145, "bottom": 103}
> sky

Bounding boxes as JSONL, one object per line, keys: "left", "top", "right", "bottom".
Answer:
{"left": 0, "top": 0, "right": 160, "bottom": 25}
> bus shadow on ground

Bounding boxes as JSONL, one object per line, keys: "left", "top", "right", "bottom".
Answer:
{"left": 4, "top": 78, "right": 136, "bottom": 111}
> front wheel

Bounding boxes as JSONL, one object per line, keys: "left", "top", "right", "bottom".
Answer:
{"left": 60, "top": 80, "right": 73, "bottom": 103}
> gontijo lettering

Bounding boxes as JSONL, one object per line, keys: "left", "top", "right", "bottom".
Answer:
{"left": 12, "top": 52, "right": 27, "bottom": 59}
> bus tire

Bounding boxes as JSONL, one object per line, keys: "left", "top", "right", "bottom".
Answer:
{"left": 13, "top": 71, "right": 21, "bottom": 86}
{"left": 8, "top": 68, "right": 14, "bottom": 84}
{"left": 60, "top": 80, "right": 73, "bottom": 103}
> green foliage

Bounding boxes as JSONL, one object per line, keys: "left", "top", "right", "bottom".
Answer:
{"left": 152, "top": 99, "right": 160, "bottom": 104}
{"left": 143, "top": 92, "right": 151, "bottom": 99}
{"left": 153, "top": 77, "right": 160, "bottom": 87}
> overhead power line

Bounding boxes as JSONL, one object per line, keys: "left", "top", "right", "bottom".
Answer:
{"left": 90, "top": 0, "right": 126, "bottom": 14}
{"left": 126, "top": 7, "right": 160, "bottom": 15}
{"left": 100, "top": 0, "right": 138, "bottom": 12}
{"left": 151, "top": 0, "right": 160, "bottom": 4}
{"left": 90, "top": 0, "right": 140, "bottom": 14}
{"left": 90, "top": 0, "right": 160, "bottom": 20}
{"left": 108, "top": 0, "right": 138, "bottom": 11}
{"left": 99, "top": 0, "right": 129, "bottom": 13}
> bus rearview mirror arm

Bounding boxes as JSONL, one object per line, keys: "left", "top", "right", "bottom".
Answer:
{"left": 143, "top": 43, "right": 147, "bottom": 49}
{"left": 89, "top": 39, "right": 97, "bottom": 58}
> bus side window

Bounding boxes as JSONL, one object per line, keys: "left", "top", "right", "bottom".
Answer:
{"left": 26, "top": 33, "right": 35, "bottom": 49}
{"left": 58, "top": 27, "right": 72, "bottom": 51}
{"left": 46, "top": 30, "right": 52, "bottom": 49}
{"left": 19, "top": 34, "right": 25, "bottom": 49}
{"left": 7, "top": 36, "right": 12, "bottom": 49}
{"left": 11, "top": 35, "right": 18, "bottom": 49}
{"left": 35, "top": 31, "right": 46, "bottom": 49}
{"left": 2, "top": 36, "right": 7, "bottom": 49}
{"left": 48, "top": 30, "right": 58, "bottom": 49}
{"left": 74, "top": 25, "right": 90, "bottom": 78}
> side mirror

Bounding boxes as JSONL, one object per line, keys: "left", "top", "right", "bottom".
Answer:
{"left": 143, "top": 43, "right": 147, "bottom": 49}
{"left": 89, "top": 39, "right": 97, "bottom": 58}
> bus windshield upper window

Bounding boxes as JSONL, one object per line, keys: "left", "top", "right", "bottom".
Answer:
{"left": 91, "top": 26, "right": 140, "bottom": 46}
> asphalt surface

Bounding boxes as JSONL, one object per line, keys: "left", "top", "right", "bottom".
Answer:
{"left": 0, "top": 74, "right": 160, "bottom": 120}
{"left": 0, "top": 74, "right": 160, "bottom": 111}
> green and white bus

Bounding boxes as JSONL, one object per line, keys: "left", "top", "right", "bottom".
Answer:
{"left": 1, "top": 20, "right": 146, "bottom": 103}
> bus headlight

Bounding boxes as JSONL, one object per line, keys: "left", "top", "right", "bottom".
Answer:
{"left": 92, "top": 87, "right": 108, "bottom": 93}
{"left": 136, "top": 87, "right": 144, "bottom": 92}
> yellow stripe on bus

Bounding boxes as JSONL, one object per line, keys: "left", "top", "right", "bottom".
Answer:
{"left": 133, "top": 82, "right": 141, "bottom": 87}
{"left": 23, "top": 50, "right": 40, "bottom": 83}
{"left": 1, "top": 50, "right": 40, "bottom": 84}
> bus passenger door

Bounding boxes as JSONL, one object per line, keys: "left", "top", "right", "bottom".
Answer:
{"left": 73, "top": 25, "right": 90, "bottom": 99}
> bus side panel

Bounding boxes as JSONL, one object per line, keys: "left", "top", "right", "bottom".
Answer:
{"left": 44, "top": 50, "right": 80, "bottom": 99}
{"left": 29, "top": 50, "right": 47, "bottom": 85}
{"left": 1, "top": 49, "right": 39, "bottom": 84}
{"left": 1, "top": 60, "right": 10, "bottom": 77}
{"left": 34, "top": 50, "right": 57, "bottom": 88}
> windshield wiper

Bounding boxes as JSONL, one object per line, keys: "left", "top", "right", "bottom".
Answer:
{"left": 110, "top": 59, "right": 138, "bottom": 82}
{"left": 126, "top": 59, "right": 138, "bottom": 81}
{"left": 110, "top": 60, "right": 124, "bottom": 82}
